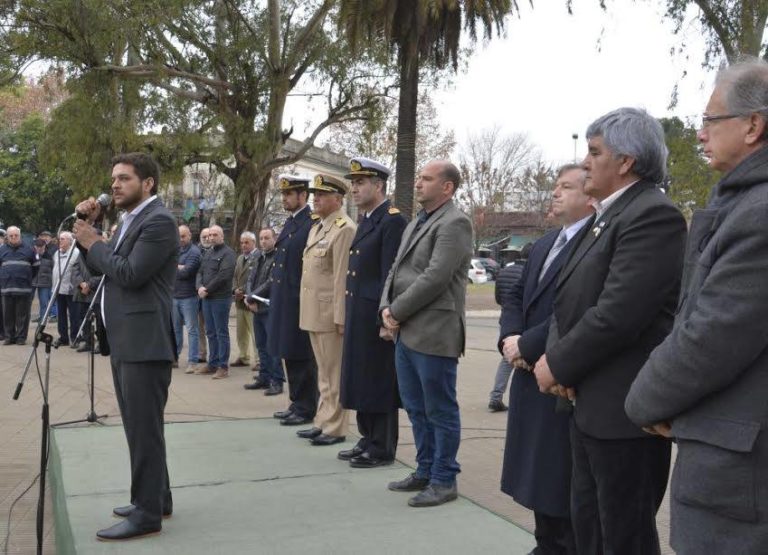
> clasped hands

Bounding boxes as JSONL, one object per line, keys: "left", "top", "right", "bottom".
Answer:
{"left": 526, "top": 353, "right": 576, "bottom": 402}
{"left": 379, "top": 307, "right": 399, "bottom": 342}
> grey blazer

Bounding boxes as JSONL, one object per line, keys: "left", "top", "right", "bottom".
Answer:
{"left": 380, "top": 199, "right": 473, "bottom": 358}
{"left": 626, "top": 147, "right": 768, "bottom": 554}
{"left": 84, "top": 198, "right": 179, "bottom": 363}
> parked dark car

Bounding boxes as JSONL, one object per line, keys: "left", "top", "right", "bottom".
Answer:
{"left": 475, "top": 257, "right": 500, "bottom": 281}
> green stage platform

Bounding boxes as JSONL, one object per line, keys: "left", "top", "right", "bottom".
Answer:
{"left": 50, "top": 419, "right": 534, "bottom": 554}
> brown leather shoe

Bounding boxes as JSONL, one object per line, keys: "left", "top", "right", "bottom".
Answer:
{"left": 193, "top": 364, "right": 214, "bottom": 375}
{"left": 230, "top": 358, "right": 248, "bottom": 367}
{"left": 212, "top": 367, "right": 229, "bottom": 379}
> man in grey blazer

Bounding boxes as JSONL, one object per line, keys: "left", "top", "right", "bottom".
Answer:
{"left": 380, "top": 160, "right": 473, "bottom": 507}
{"left": 74, "top": 153, "right": 178, "bottom": 542}
{"left": 627, "top": 59, "right": 768, "bottom": 555}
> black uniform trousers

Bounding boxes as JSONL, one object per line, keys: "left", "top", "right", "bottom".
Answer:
{"left": 3, "top": 294, "right": 31, "bottom": 342}
{"left": 532, "top": 511, "right": 576, "bottom": 555}
{"left": 284, "top": 357, "right": 318, "bottom": 419}
{"left": 356, "top": 410, "right": 398, "bottom": 460}
{"left": 111, "top": 357, "right": 173, "bottom": 527}
{"left": 569, "top": 421, "right": 670, "bottom": 555}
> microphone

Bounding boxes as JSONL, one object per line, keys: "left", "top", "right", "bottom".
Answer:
{"left": 73, "top": 193, "right": 112, "bottom": 220}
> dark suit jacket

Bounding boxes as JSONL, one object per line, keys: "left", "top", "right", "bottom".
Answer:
{"left": 340, "top": 200, "right": 407, "bottom": 412}
{"left": 83, "top": 198, "right": 179, "bottom": 363}
{"left": 266, "top": 205, "right": 315, "bottom": 360}
{"left": 498, "top": 227, "right": 576, "bottom": 517}
{"left": 547, "top": 181, "right": 686, "bottom": 439}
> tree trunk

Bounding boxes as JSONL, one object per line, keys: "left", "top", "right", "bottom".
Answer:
{"left": 394, "top": 42, "right": 419, "bottom": 220}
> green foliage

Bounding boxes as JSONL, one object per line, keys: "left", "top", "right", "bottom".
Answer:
{"left": 0, "top": 115, "right": 74, "bottom": 232}
{"left": 661, "top": 117, "right": 718, "bottom": 215}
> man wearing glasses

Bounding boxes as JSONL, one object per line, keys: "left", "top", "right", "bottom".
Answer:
{"left": 627, "top": 58, "right": 768, "bottom": 555}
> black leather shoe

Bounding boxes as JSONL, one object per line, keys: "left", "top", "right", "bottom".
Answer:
{"left": 408, "top": 483, "right": 458, "bottom": 507}
{"left": 488, "top": 400, "right": 507, "bottom": 412}
{"left": 264, "top": 383, "right": 283, "bottom": 396}
{"left": 280, "top": 414, "right": 313, "bottom": 426}
{"left": 96, "top": 519, "right": 161, "bottom": 541}
{"left": 244, "top": 377, "right": 268, "bottom": 390}
{"left": 113, "top": 504, "right": 172, "bottom": 519}
{"left": 388, "top": 473, "right": 430, "bottom": 492}
{"left": 310, "top": 434, "right": 345, "bottom": 446}
{"left": 273, "top": 409, "right": 293, "bottom": 419}
{"left": 350, "top": 452, "right": 394, "bottom": 468}
{"left": 15, "top": 340, "right": 26, "bottom": 346}
{"left": 337, "top": 445, "right": 364, "bottom": 461}
{"left": 2, "top": 339, "right": 14, "bottom": 346}
{"left": 296, "top": 427, "right": 322, "bottom": 439}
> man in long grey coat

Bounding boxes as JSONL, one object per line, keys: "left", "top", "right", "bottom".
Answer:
{"left": 380, "top": 159, "right": 473, "bottom": 507}
{"left": 626, "top": 58, "right": 768, "bottom": 555}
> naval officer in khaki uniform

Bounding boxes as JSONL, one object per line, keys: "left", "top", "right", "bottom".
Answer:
{"left": 298, "top": 174, "right": 357, "bottom": 446}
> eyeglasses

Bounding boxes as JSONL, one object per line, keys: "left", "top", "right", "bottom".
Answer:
{"left": 700, "top": 114, "right": 743, "bottom": 128}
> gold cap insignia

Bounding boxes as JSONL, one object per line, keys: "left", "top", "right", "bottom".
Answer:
{"left": 388, "top": 207, "right": 401, "bottom": 214}
{"left": 350, "top": 160, "right": 362, "bottom": 172}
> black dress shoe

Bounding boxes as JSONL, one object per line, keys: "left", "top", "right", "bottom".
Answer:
{"left": 280, "top": 414, "right": 313, "bottom": 426}
{"left": 408, "top": 483, "right": 458, "bottom": 507}
{"left": 488, "top": 399, "right": 507, "bottom": 412}
{"left": 310, "top": 434, "right": 345, "bottom": 446}
{"left": 96, "top": 519, "right": 161, "bottom": 541}
{"left": 350, "top": 452, "right": 394, "bottom": 468}
{"left": 264, "top": 382, "right": 283, "bottom": 396}
{"left": 388, "top": 473, "right": 430, "bottom": 492}
{"left": 296, "top": 427, "right": 322, "bottom": 439}
{"left": 337, "top": 445, "right": 365, "bottom": 461}
{"left": 273, "top": 409, "right": 293, "bottom": 419}
{"left": 113, "top": 504, "right": 172, "bottom": 519}
{"left": 2, "top": 339, "right": 14, "bottom": 346}
{"left": 244, "top": 377, "right": 268, "bottom": 390}
{"left": 15, "top": 340, "right": 25, "bottom": 346}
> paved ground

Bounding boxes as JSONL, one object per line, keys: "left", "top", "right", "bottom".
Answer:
{"left": 0, "top": 299, "right": 673, "bottom": 554}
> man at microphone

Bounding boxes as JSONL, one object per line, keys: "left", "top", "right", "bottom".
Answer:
{"left": 73, "top": 152, "right": 178, "bottom": 542}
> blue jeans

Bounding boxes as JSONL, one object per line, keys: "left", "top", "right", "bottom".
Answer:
{"left": 253, "top": 312, "right": 284, "bottom": 384}
{"left": 36, "top": 287, "right": 55, "bottom": 319}
{"left": 173, "top": 297, "right": 200, "bottom": 364}
{"left": 395, "top": 340, "right": 461, "bottom": 486}
{"left": 202, "top": 297, "right": 232, "bottom": 369}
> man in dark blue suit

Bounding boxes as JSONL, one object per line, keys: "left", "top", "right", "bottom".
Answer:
{"left": 499, "top": 164, "right": 593, "bottom": 554}
{"left": 338, "top": 158, "right": 407, "bottom": 467}
{"left": 267, "top": 175, "right": 319, "bottom": 426}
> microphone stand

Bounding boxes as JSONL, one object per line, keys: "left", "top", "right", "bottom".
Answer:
{"left": 56, "top": 275, "right": 108, "bottom": 426}
{"left": 9, "top": 215, "right": 105, "bottom": 555}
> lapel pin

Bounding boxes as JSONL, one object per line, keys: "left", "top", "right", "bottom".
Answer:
{"left": 592, "top": 221, "right": 606, "bottom": 237}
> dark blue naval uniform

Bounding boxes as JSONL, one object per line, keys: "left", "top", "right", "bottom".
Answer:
{"left": 340, "top": 200, "right": 406, "bottom": 460}
{"left": 267, "top": 204, "right": 318, "bottom": 419}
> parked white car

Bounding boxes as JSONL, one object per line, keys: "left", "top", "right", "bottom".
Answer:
{"left": 468, "top": 258, "right": 489, "bottom": 284}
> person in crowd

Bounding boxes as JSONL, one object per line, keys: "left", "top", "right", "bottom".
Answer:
{"left": 70, "top": 249, "right": 100, "bottom": 352}
{"left": 73, "top": 151, "right": 177, "bottom": 541}
{"left": 338, "top": 158, "right": 406, "bottom": 467}
{"left": 296, "top": 174, "right": 356, "bottom": 446}
{"left": 626, "top": 58, "right": 768, "bottom": 555}
{"left": 487, "top": 242, "right": 532, "bottom": 412}
{"left": 173, "top": 225, "right": 201, "bottom": 373}
{"left": 197, "top": 227, "right": 211, "bottom": 363}
{"left": 52, "top": 231, "right": 80, "bottom": 348}
{"left": 243, "top": 228, "right": 283, "bottom": 395}
{"left": 0, "top": 229, "right": 5, "bottom": 340}
{"left": 197, "top": 225, "right": 236, "bottom": 379}
{"left": 0, "top": 227, "right": 39, "bottom": 345}
{"left": 381, "top": 160, "right": 473, "bottom": 507}
{"left": 499, "top": 165, "right": 594, "bottom": 554}
{"left": 533, "top": 108, "right": 686, "bottom": 554}
{"left": 231, "top": 231, "right": 257, "bottom": 368}
{"left": 31, "top": 238, "right": 54, "bottom": 323}
{"left": 269, "top": 175, "right": 319, "bottom": 427}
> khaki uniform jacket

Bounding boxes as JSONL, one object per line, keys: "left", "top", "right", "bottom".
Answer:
{"left": 233, "top": 251, "right": 257, "bottom": 309}
{"left": 299, "top": 209, "right": 356, "bottom": 332}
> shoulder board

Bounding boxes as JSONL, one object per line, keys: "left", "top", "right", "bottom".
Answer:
{"left": 388, "top": 207, "right": 401, "bottom": 215}
{"left": 334, "top": 217, "right": 347, "bottom": 228}
{"left": 310, "top": 213, "right": 320, "bottom": 220}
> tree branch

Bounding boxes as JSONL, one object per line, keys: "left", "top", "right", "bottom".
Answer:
{"left": 94, "top": 63, "right": 231, "bottom": 90}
